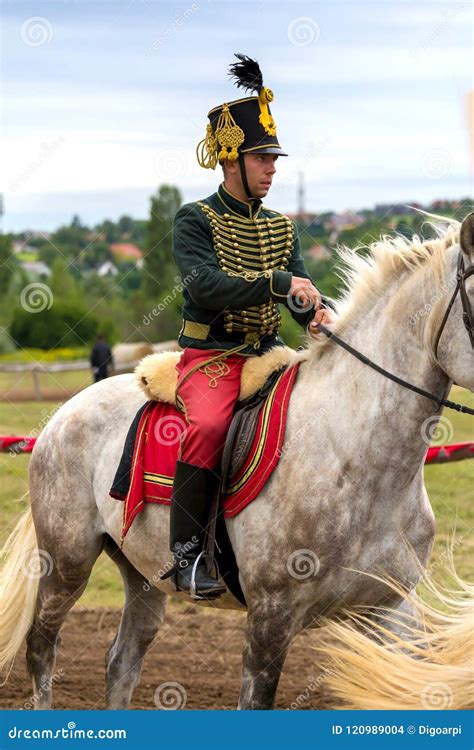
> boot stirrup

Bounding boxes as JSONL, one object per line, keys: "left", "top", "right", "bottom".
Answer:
{"left": 190, "top": 551, "right": 221, "bottom": 600}
{"left": 190, "top": 550, "right": 205, "bottom": 599}
{"left": 159, "top": 557, "right": 188, "bottom": 581}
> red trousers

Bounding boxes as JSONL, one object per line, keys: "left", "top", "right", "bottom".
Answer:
{"left": 175, "top": 347, "right": 246, "bottom": 470}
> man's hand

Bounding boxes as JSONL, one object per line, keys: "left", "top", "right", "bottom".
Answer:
{"left": 309, "top": 305, "right": 335, "bottom": 334}
{"left": 289, "top": 276, "right": 321, "bottom": 311}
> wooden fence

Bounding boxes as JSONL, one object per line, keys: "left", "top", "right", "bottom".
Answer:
{"left": 0, "top": 341, "right": 178, "bottom": 400}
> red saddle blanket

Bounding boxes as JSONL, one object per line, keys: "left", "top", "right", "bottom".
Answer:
{"left": 112, "top": 363, "right": 300, "bottom": 541}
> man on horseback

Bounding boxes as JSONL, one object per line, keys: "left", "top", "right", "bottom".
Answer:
{"left": 163, "top": 54, "right": 334, "bottom": 599}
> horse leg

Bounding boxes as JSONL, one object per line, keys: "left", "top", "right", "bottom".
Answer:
{"left": 238, "top": 599, "right": 302, "bottom": 710}
{"left": 104, "top": 538, "right": 167, "bottom": 710}
{"left": 25, "top": 532, "right": 104, "bottom": 709}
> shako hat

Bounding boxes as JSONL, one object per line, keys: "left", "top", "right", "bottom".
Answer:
{"left": 196, "top": 53, "right": 288, "bottom": 170}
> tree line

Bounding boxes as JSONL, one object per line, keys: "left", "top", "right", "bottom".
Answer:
{"left": 0, "top": 189, "right": 469, "bottom": 354}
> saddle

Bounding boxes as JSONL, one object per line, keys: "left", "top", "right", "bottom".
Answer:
{"left": 220, "top": 365, "right": 286, "bottom": 483}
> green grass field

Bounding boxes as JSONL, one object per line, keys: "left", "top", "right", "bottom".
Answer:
{"left": 0, "top": 369, "right": 93, "bottom": 401}
{"left": 0, "top": 388, "right": 472, "bottom": 608}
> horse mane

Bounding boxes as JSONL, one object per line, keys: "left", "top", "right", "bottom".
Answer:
{"left": 294, "top": 214, "right": 461, "bottom": 363}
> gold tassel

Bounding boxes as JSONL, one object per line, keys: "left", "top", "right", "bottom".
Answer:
{"left": 214, "top": 104, "right": 245, "bottom": 163}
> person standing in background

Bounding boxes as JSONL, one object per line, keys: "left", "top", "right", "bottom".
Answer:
{"left": 90, "top": 334, "right": 114, "bottom": 383}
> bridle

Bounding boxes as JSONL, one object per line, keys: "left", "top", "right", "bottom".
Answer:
{"left": 433, "top": 250, "right": 474, "bottom": 358}
{"left": 313, "top": 249, "right": 474, "bottom": 416}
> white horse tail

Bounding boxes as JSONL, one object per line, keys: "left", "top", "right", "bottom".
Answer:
{"left": 315, "top": 554, "right": 473, "bottom": 710}
{"left": 0, "top": 506, "right": 39, "bottom": 679}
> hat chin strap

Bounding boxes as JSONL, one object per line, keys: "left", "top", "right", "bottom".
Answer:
{"left": 238, "top": 155, "right": 257, "bottom": 201}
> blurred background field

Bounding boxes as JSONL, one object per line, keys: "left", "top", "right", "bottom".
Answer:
{"left": 0, "top": 385, "right": 472, "bottom": 609}
{"left": 0, "top": 370, "right": 92, "bottom": 402}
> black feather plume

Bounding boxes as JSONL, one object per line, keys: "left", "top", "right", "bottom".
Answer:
{"left": 228, "top": 53, "right": 263, "bottom": 94}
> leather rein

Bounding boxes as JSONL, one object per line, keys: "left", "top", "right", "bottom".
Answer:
{"left": 313, "top": 250, "right": 474, "bottom": 416}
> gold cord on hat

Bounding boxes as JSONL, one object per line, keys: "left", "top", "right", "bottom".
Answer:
{"left": 196, "top": 103, "right": 245, "bottom": 170}
{"left": 196, "top": 123, "right": 218, "bottom": 170}
{"left": 258, "top": 87, "right": 276, "bottom": 136}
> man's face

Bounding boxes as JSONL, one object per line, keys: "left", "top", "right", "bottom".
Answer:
{"left": 243, "top": 153, "right": 278, "bottom": 198}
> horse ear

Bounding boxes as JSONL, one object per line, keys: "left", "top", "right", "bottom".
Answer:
{"left": 460, "top": 212, "right": 474, "bottom": 260}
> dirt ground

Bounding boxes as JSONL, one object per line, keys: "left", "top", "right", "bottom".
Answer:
{"left": 0, "top": 602, "right": 333, "bottom": 711}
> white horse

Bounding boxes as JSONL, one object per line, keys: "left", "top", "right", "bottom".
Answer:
{"left": 0, "top": 214, "right": 472, "bottom": 709}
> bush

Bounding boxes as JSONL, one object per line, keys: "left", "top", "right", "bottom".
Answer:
{"left": 0, "top": 329, "right": 16, "bottom": 355}
{"left": 9, "top": 302, "right": 100, "bottom": 349}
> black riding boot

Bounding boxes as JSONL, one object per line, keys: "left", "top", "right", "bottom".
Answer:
{"left": 160, "top": 459, "right": 226, "bottom": 599}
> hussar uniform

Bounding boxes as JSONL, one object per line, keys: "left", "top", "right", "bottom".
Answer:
{"left": 162, "top": 54, "right": 332, "bottom": 599}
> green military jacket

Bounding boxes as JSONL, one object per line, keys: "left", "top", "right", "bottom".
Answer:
{"left": 172, "top": 182, "right": 330, "bottom": 357}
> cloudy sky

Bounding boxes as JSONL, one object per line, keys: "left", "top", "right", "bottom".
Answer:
{"left": 2, "top": 0, "right": 472, "bottom": 232}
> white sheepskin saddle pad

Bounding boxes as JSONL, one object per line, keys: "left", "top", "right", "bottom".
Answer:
{"left": 135, "top": 345, "right": 296, "bottom": 404}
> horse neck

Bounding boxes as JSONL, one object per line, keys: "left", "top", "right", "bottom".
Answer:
{"left": 300, "top": 263, "right": 451, "bottom": 475}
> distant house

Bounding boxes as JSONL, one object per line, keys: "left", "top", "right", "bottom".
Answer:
{"left": 97, "top": 260, "right": 119, "bottom": 277}
{"left": 328, "top": 212, "right": 364, "bottom": 231}
{"left": 21, "top": 261, "right": 51, "bottom": 278}
{"left": 86, "top": 231, "right": 106, "bottom": 242}
{"left": 27, "top": 231, "right": 51, "bottom": 240}
{"left": 309, "top": 244, "right": 331, "bottom": 261}
{"left": 109, "top": 242, "right": 143, "bottom": 261}
{"left": 286, "top": 212, "right": 319, "bottom": 225}
{"left": 12, "top": 241, "right": 37, "bottom": 255}
{"left": 373, "top": 204, "right": 418, "bottom": 218}
{"left": 431, "top": 199, "right": 460, "bottom": 212}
